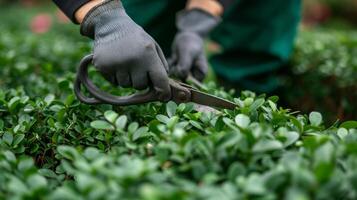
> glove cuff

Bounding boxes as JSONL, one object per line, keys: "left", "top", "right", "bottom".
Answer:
{"left": 80, "top": 0, "right": 124, "bottom": 39}
{"left": 176, "top": 9, "right": 221, "bottom": 38}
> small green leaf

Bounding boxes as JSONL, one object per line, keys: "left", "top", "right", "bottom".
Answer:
{"left": 166, "top": 101, "right": 177, "bottom": 117}
{"left": 65, "top": 94, "right": 76, "bottom": 106}
{"left": 115, "top": 115, "right": 128, "bottom": 130}
{"left": 309, "top": 112, "right": 322, "bottom": 126}
{"left": 167, "top": 116, "right": 179, "bottom": 129}
{"left": 189, "top": 120, "right": 203, "bottom": 130}
{"left": 128, "top": 122, "right": 139, "bottom": 133}
{"left": 24, "top": 104, "right": 35, "bottom": 113}
{"left": 44, "top": 94, "right": 55, "bottom": 106}
{"left": 290, "top": 116, "right": 303, "bottom": 133}
{"left": 3, "top": 132, "right": 13, "bottom": 145}
{"left": 244, "top": 174, "right": 267, "bottom": 195}
{"left": 133, "top": 127, "right": 149, "bottom": 141}
{"left": 57, "top": 146, "right": 79, "bottom": 160}
{"left": 12, "top": 134, "right": 25, "bottom": 146}
{"left": 249, "top": 98, "right": 265, "bottom": 111}
{"left": 243, "top": 97, "right": 254, "bottom": 107}
{"left": 340, "top": 121, "right": 357, "bottom": 129}
{"left": 8, "top": 96, "right": 20, "bottom": 112}
{"left": 104, "top": 110, "right": 118, "bottom": 123}
{"left": 90, "top": 120, "right": 114, "bottom": 130}
{"left": 235, "top": 114, "right": 250, "bottom": 128}
{"left": 184, "top": 103, "right": 195, "bottom": 113}
{"left": 84, "top": 147, "right": 100, "bottom": 160}
{"left": 18, "top": 157, "right": 34, "bottom": 172}
{"left": 282, "top": 131, "right": 300, "bottom": 147}
{"left": 27, "top": 174, "right": 47, "bottom": 189}
{"left": 252, "top": 140, "right": 283, "bottom": 153}
{"left": 337, "top": 128, "right": 348, "bottom": 139}
{"left": 39, "top": 169, "right": 58, "bottom": 178}
{"left": 156, "top": 115, "right": 169, "bottom": 124}
{"left": 4, "top": 150, "right": 16, "bottom": 162}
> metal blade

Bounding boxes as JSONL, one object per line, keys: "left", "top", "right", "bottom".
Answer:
{"left": 190, "top": 90, "right": 237, "bottom": 110}
{"left": 193, "top": 104, "right": 221, "bottom": 114}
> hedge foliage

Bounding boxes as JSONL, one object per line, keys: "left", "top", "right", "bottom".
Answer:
{"left": 287, "top": 30, "right": 357, "bottom": 122}
{"left": 1, "top": 7, "right": 357, "bottom": 200}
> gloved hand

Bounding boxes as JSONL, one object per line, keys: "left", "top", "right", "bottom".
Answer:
{"left": 80, "top": 0, "right": 171, "bottom": 101}
{"left": 169, "top": 9, "right": 220, "bottom": 81}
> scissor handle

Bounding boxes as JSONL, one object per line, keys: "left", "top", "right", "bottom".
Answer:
{"left": 74, "top": 54, "right": 158, "bottom": 106}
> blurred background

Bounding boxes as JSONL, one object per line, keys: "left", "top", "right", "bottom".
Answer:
{"left": 0, "top": 0, "right": 357, "bottom": 123}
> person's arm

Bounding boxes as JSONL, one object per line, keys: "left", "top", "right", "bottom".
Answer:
{"left": 169, "top": 0, "right": 234, "bottom": 81}
{"left": 186, "top": 0, "right": 235, "bottom": 17}
{"left": 186, "top": 0, "right": 223, "bottom": 17}
{"left": 53, "top": 0, "right": 115, "bottom": 24}
{"left": 53, "top": 0, "right": 172, "bottom": 101}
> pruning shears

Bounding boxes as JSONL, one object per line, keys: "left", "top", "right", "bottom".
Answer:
{"left": 74, "top": 54, "right": 237, "bottom": 110}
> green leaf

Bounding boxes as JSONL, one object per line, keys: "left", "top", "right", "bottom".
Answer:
{"left": 12, "top": 134, "right": 25, "bottom": 146}
{"left": 235, "top": 114, "right": 250, "bottom": 128}
{"left": 337, "top": 128, "right": 348, "bottom": 139}
{"left": 128, "top": 122, "right": 139, "bottom": 133}
{"left": 18, "top": 157, "right": 34, "bottom": 172}
{"left": 284, "top": 131, "right": 300, "bottom": 147}
{"left": 228, "top": 162, "right": 246, "bottom": 181}
{"left": 252, "top": 140, "right": 283, "bottom": 153}
{"left": 44, "top": 94, "right": 55, "bottom": 106}
{"left": 8, "top": 96, "right": 20, "bottom": 112}
{"left": 39, "top": 169, "right": 58, "bottom": 178}
{"left": 290, "top": 116, "right": 303, "bottom": 133}
{"left": 4, "top": 150, "right": 16, "bottom": 162}
{"left": 249, "top": 98, "right": 265, "bottom": 111}
{"left": 3, "top": 132, "right": 13, "bottom": 145}
{"left": 340, "top": 121, "right": 357, "bottom": 129}
{"left": 90, "top": 120, "right": 114, "bottom": 130}
{"left": 268, "top": 100, "right": 277, "bottom": 111}
{"left": 156, "top": 115, "right": 169, "bottom": 124}
{"left": 65, "top": 94, "right": 76, "bottom": 106}
{"left": 244, "top": 174, "right": 266, "bottom": 195}
{"left": 167, "top": 116, "right": 179, "bottom": 129}
{"left": 57, "top": 146, "right": 79, "bottom": 160}
{"left": 84, "top": 147, "right": 100, "bottom": 160}
{"left": 243, "top": 97, "right": 254, "bottom": 107}
{"left": 309, "top": 112, "right": 322, "bottom": 126}
{"left": 27, "top": 174, "right": 47, "bottom": 189}
{"left": 7, "top": 177, "right": 28, "bottom": 194}
{"left": 115, "top": 115, "right": 128, "bottom": 130}
{"left": 133, "top": 127, "right": 149, "bottom": 141}
{"left": 189, "top": 120, "right": 203, "bottom": 130}
{"left": 104, "top": 110, "right": 118, "bottom": 123}
{"left": 166, "top": 101, "right": 177, "bottom": 117}
{"left": 285, "top": 188, "right": 309, "bottom": 200}
{"left": 24, "top": 104, "right": 35, "bottom": 113}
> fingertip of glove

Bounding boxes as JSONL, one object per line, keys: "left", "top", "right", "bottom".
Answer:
{"left": 156, "top": 88, "right": 172, "bottom": 102}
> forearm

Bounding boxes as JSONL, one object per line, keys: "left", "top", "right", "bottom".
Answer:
{"left": 186, "top": 0, "right": 223, "bottom": 17}
{"left": 186, "top": 0, "right": 234, "bottom": 17}
{"left": 53, "top": 0, "right": 102, "bottom": 24}
{"left": 75, "top": 0, "right": 103, "bottom": 23}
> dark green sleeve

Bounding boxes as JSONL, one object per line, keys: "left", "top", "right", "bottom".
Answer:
{"left": 52, "top": 0, "right": 90, "bottom": 24}
{"left": 217, "top": 0, "right": 234, "bottom": 9}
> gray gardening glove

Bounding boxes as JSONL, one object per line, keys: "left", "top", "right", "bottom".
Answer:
{"left": 80, "top": 0, "right": 171, "bottom": 101}
{"left": 169, "top": 9, "right": 220, "bottom": 81}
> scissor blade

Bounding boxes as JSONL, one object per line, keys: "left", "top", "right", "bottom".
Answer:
{"left": 190, "top": 90, "right": 237, "bottom": 110}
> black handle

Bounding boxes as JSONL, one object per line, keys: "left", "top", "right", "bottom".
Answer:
{"left": 74, "top": 54, "right": 158, "bottom": 106}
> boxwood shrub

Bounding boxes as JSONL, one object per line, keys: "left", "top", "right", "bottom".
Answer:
{"left": 0, "top": 10, "right": 357, "bottom": 199}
